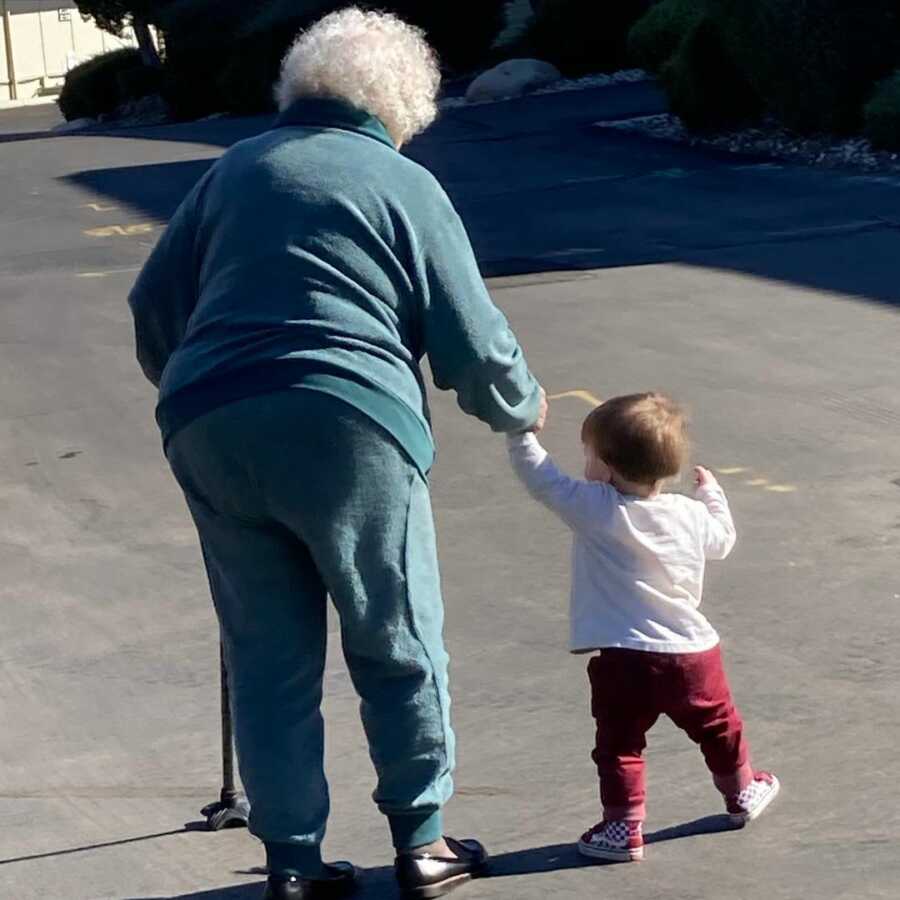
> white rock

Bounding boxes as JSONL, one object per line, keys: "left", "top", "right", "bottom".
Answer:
{"left": 52, "top": 117, "right": 96, "bottom": 133}
{"left": 466, "top": 59, "right": 561, "bottom": 104}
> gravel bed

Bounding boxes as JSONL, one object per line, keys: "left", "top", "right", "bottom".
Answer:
{"left": 597, "top": 113, "right": 900, "bottom": 175}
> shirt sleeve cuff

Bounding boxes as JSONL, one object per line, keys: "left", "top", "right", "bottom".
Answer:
{"left": 506, "top": 430, "right": 549, "bottom": 464}
{"left": 506, "top": 430, "right": 537, "bottom": 447}
{"left": 695, "top": 483, "right": 727, "bottom": 501}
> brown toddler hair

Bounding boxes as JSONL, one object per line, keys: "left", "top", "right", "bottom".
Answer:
{"left": 581, "top": 392, "right": 688, "bottom": 485}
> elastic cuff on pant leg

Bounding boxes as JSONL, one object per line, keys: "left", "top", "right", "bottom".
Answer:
{"left": 713, "top": 760, "right": 754, "bottom": 796}
{"left": 265, "top": 842, "right": 324, "bottom": 878}
{"left": 603, "top": 803, "right": 646, "bottom": 822}
{"left": 388, "top": 810, "right": 444, "bottom": 851}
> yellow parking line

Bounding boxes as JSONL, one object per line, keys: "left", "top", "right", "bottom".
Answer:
{"left": 77, "top": 267, "right": 142, "bottom": 279}
{"left": 84, "top": 223, "right": 157, "bottom": 238}
{"left": 718, "top": 467, "right": 798, "bottom": 494}
{"left": 548, "top": 389, "right": 603, "bottom": 407}
{"left": 81, "top": 203, "right": 119, "bottom": 212}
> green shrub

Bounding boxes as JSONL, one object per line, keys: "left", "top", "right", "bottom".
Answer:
{"left": 115, "top": 61, "right": 163, "bottom": 104}
{"left": 628, "top": 0, "right": 706, "bottom": 73}
{"left": 661, "top": 14, "right": 761, "bottom": 131}
{"left": 243, "top": 0, "right": 508, "bottom": 73}
{"left": 158, "top": 32, "right": 218, "bottom": 121}
{"left": 710, "top": 0, "right": 900, "bottom": 135}
{"left": 520, "top": 0, "right": 654, "bottom": 77}
{"left": 381, "top": 0, "right": 508, "bottom": 73}
{"left": 864, "top": 72, "right": 900, "bottom": 151}
{"left": 217, "top": 17, "right": 313, "bottom": 117}
{"left": 58, "top": 48, "right": 158, "bottom": 121}
{"left": 159, "top": 0, "right": 508, "bottom": 120}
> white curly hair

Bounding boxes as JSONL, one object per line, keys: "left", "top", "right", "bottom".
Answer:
{"left": 275, "top": 7, "right": 442, "bottom": 147}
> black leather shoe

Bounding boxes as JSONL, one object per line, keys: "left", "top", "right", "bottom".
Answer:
{"left": 262, "top": 862, "right": 358, "bottom": 899}
{"left": 395, "top": 837, "right": 488, "bottom": 899}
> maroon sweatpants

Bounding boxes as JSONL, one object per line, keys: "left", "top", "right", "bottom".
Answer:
{"left": 589, "top": 645, "right": 753, "bottom": 821}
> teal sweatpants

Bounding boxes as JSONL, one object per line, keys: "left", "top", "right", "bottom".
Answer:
{"left": 166, "top": 390, "right": 455, "bottom": 876}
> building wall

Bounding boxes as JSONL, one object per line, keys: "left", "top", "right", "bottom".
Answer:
{"left": 1, "top": 2, "right": 135, "bottom": 102}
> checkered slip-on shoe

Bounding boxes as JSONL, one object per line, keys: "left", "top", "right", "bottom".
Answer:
{"left": 726, "top": 771, "right": 780, "bottom": 825}
{"left": 577, "top": 820, "right": 644, "bottom": 862}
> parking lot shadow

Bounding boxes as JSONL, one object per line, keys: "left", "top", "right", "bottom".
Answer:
{"left": 63, "top": 94, "right": 900, "bottom": 307}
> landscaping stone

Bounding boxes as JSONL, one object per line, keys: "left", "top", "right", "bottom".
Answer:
{"left": 51, "top": 116, "right": 96, "bottom": 133}
{"left": 445, "top": 67, "right": 650, "bottom": 109}
{"left": 466, "top": 59, "right": 562, "bottom": 103}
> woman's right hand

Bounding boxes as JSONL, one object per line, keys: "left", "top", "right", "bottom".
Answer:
{"left": 530, "top": 387, "right": 548, "bottom": 433}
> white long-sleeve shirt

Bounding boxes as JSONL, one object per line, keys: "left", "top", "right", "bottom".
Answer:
{"left": 507, "top": 432, "right": 736, "bottom": 654}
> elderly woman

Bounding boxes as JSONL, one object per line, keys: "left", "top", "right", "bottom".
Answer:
{"left": 129, "top": 8, "right": 544, "bottom": 900}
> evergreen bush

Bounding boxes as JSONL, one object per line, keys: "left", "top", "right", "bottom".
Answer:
{"left": 864, "top": 72, "right": 900, "bottom": 151}
{"left": 710, "top": 0, "right": 900, "bottom": 134}
{"left": 661, "top": 14, "right": 761, "bottom": 131}
{"left": 520, "top": 0, "right": 654, "bottom": 77}
{"left": 628, "top": 0, "right": 705, "bottom": 73}
{"left": 58, "top": 48, "right": 159, "bottom": 121}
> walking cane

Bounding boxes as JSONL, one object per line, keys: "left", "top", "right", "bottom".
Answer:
{"left": 202, "top": 641, "right": 251, "bottom": 830}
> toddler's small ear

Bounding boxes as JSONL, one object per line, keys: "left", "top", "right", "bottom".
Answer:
{"left": 585, "top": 454, "right": 612, "bottom": 484}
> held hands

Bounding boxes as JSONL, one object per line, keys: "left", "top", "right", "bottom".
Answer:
{"left": 529, "top": 386, "right": 549, "bottom": 434}
{"left": 694, "top": 466, "right": 720, "bottom": 490}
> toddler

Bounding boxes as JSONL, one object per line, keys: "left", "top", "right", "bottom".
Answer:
{"left": 507, "top": 391, "right": 779, "bottom": 862}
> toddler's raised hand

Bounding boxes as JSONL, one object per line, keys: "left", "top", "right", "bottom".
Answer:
{"left": 694, "top": 466, "right": 719, "bottom": 490}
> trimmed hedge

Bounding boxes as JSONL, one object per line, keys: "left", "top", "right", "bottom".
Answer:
{"left": 628, "top": 0, "right": 706, "bottom": 73}
{"left": 58, "top": 48, "right": 161, "bottom": 121}
{"left": 159, "top": 0, "right": 508, "bottom": 120}
{"left": 865, "top": 72, "right": 900, "bottom": 152}
{"left": 159, "top": 34, "right": 217, "bottom": 121}
{"left": 242, "top": 0, "right": 508, "bottom": 73}
{"left": 661, "top": 14, "right": 760, "bottom": 131}
{"left": 383, "top": 0, "right": 508, "bottom": 73}
{"left": 156, "top": 0, "right": 266, "bottom": 119}
{"left": 710, "top": 0, "right": 900, "bottom": 135}
{"left": 520, "top": 0, "right": 654, "bottom": 77}
{"left": 217, "top": 18, "right": 309, "bottom": 117}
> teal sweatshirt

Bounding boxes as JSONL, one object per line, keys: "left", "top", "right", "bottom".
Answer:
{"left": 128, "top": 98, "right": 541, "bottom": 473}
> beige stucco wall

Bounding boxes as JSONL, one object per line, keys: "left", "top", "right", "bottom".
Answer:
{"left": 1, "top": 2, "right": 135, "bottom": 101}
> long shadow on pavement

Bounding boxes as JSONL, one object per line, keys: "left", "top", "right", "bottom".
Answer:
{"left": 485, "top": 813, "right": 737, "bottom": 878}
{"left": 60, "top": 82, "right": 900, "bottom": 308}
{"left": 0, "top": 828, "right": 191, "bottom": 867}
{"left": 122, "top": 815, "right": 737, "bottom": 899}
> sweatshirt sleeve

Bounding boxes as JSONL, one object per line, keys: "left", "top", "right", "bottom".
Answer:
{"left": 507, "top": 432, "right": 612, "bottom": 533}
{"left": 416, "top": 184, "right": 541, "bottom": 433}
{"left": 127, "top": 177, "right": 207, "bottom": 388}
{"left": 695, "top": 483, "right": 737, "bottom": 560}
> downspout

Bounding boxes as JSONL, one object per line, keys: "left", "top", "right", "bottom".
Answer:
{"left": 1, "top": 0, "right": 17, "bottom": 100}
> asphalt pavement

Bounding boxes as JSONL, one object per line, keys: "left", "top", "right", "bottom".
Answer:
{"left": 1, "top": 84, "right": 899, "bottom": 900}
